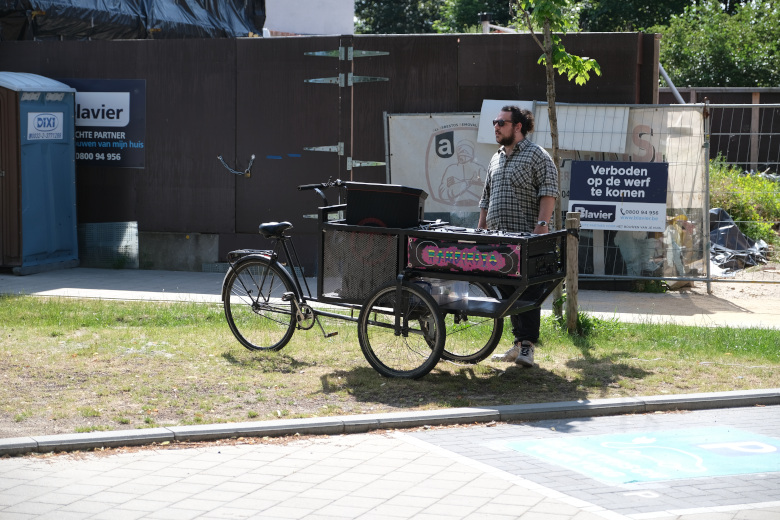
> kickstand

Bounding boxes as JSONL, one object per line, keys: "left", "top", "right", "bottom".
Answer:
{"left": 316, "top": 317, "right": 338, "bottom": 339}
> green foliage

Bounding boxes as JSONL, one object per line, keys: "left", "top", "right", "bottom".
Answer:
{"left": 516, "top": 0, "right": 602, "bottom": 85}
{"left": 710, "top": 156, "right": 780, "bottom": 246}
{"left": 579, "top": 0, "right": 690, "bottom": 32}
{"left": 632, "top": 280, "right": 670, "bottom": 294}
{"left": 433, "top": 0, "right": 513, "bottom": 33}
{"left": 650, "top": 0, "right": 780, "bottom": 87}
{"left": 354, "top": 0, "right": 441, "bottom": 34}
{"left": 545, "top": 43, "right": 602, "bottom": 85}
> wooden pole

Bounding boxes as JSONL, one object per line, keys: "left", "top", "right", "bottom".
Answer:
{"left": 565, "top": 212, "right": 580, "bottom": 334}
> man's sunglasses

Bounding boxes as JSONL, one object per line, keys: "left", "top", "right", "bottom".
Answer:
{"left": 492, "top": 119, "right": 515, "bottom": 127}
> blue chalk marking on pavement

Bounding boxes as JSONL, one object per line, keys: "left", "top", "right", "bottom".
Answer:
{"left": 508, "top": 427, "right": 780, "bottom": 485}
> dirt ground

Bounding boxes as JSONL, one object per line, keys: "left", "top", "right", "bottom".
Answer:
{"left": 682, "top": 262, "right": 780, "bottom": 299}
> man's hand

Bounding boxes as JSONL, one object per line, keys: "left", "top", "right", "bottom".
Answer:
{"left": 533, "top": 224, "right": 549, "bottom": 234}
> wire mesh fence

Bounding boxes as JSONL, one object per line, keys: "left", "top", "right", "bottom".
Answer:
{"left": 549, "top": 102, "right": 779, "bottom": 288}
{"left": 552, "top": 104, "right": 709, "bottom": 286}
{"left": 706, "top": 103, "right": 778, "bottom": 284}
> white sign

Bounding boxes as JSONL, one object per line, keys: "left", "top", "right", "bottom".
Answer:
{"left": 265, "top": 0, "right": 354, "bottom": 35}
{"left": 26, "top": 112, "right": 64, "bottom": 140}
{"left": 534, "top": 104, "right": 630, "bottom": 154}
{"left": 75, "top": 92, "right": 130, "bottom": 127}
{"left": 387, "top": 113, "right": 497, "bottom": 216}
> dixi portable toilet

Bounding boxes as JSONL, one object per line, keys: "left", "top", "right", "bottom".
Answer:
{"left": 0, "top": 72, "right": 79, "bottom": 275}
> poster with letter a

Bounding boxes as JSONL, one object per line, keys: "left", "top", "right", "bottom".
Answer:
{"left": 387, "top": 113, "right": 496, "bottom": 226}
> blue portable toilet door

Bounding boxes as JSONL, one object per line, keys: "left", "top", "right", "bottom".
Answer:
{"left": 19, "top": 90, "right": 79, "bottom": 269}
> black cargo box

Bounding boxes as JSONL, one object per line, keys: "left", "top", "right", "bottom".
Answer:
{"left": 344, "top": 182, "right": 428, "bottom": 228}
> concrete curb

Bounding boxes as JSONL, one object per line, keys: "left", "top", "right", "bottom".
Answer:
{"left": 2, "top": 389, "right": 778, "bottom": 457}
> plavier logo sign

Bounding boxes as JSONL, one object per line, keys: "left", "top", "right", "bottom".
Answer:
{"left": 63, "top": 78, "right": 146, "bottom": 168}
{"left": 568, "top": 160, "right": 669, "bottom": 232}
{"left": 27, "top": 112, "right": 64, "bottom": 140}
{"left": 75, "top": 92, "right": 130, "bottom": 127}
{"left": 571, "top": 203, "right": 616, "bottom": 223}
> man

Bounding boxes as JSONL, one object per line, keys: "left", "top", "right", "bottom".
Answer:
{"left": 478, "top": 105, "right": 559, "bottom": 367}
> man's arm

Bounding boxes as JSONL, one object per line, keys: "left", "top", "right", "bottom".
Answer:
{"left": 533, "top": 195, "right": 556, "bottom": 234}
{"left": 478, "top": 208, "right": 488, "bottom": 229}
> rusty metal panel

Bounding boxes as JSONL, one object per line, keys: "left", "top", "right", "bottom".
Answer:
{"left": 0, "top": 34, "right": 662, "bottom": 274}
{"left": 458, "top": 33, "right": 651, "bottom": 106}
{"left": 640, "top": 33, "right": 660, "bottom": 104}
{"left": 134, "top": 39, "right": 237, "bottom": 233}
{"left": 233, "top": 36, "right": 342, "bottom": 270}
{"left": 0, "top": 39, "right": 237, "bottom": 235}
{"left": 352, "top": 35, "right": 461, "bottom": 184}
{"left": 0, "top": 88, "right": 21, "bottom": 266}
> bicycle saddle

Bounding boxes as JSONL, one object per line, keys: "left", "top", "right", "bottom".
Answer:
{"left": 258, "top": 221, "right": 293, "bottom": 238}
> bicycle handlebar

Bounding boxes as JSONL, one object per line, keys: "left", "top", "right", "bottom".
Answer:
{"left": 297, "top": 179, "right": 346, "bottom": 191}
{"left": 297, "top": 179, "right": 346, "bottom": 206}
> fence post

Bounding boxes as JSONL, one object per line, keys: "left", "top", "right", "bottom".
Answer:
{"left": 565, "top": 212, "right": 580, "bottom": 334}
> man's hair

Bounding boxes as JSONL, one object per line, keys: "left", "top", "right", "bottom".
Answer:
{"left": 501, "top": 105, "right": 535, "bottom": 136}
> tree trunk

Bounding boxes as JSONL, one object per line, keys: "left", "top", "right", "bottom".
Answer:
{"left": 543, "top": 20, "right": 564, "bottom": 319}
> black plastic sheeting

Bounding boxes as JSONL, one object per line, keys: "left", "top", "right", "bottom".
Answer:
{"left": 709, "top": 207, "right": 769, "bottom": 271}
{"left": 0, "top": 0, "right": 265, "bottom": 40}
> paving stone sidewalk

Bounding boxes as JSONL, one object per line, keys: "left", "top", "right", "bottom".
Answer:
{"left": 1, "top": 406, "right": 779, "bottom": 520}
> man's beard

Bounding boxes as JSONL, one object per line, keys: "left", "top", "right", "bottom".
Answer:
{"left": 497, "top": 134, "right": 515, "bottom": 147}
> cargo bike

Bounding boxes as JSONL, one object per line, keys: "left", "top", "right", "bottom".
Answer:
{"left": 221, "top": 179, "right": 567, "bottom": 379}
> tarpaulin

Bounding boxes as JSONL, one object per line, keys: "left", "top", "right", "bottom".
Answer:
{"left": 0, "top": 0, "right": 265, "bottom": 40}
{"left": 709, "top": 207, "right": 768, "bottom": 271}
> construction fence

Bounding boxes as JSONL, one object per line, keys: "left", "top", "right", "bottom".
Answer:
{"left": 386, "top": 102, "right": 779, "bottom": 289}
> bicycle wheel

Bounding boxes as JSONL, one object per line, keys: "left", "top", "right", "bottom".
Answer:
{"left": 357, "top": 282, "right": 445, "bottom": 379}
{"left": 223, "top": 257, "right": 296, "bottom": 351}
{"left": 440, "top": 282, "right": 504, "bottom": 364}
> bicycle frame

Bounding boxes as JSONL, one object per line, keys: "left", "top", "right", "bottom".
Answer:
{"left": 223, "top": 236, "right": 364, "bottom": 332}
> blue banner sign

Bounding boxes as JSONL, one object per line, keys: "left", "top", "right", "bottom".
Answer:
{"left": 62, "top": 78, "right": 146, "bottom": 169}
{"left": 568, "top": 160, "right": 668, "bottom": 231}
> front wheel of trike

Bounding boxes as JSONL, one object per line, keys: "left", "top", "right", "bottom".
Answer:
{"left": 357, "top": 282, "right": 445, "bottom": 379}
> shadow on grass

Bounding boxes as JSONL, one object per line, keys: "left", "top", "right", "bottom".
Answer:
{"left": 567, "top": 334, "right": 653, "bottom": 398}
{"left": 220, "top": 350, "right": 316, "bottom": 373}
{"left": 324, "top": 363, "right": 592, "bottom": 411}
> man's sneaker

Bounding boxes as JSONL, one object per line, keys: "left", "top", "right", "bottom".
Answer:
{"left": 491, "top": 342, "right": 522, "bottom": 362}
{"left": 515, "top": 341, "right": 535, "bottom": 367}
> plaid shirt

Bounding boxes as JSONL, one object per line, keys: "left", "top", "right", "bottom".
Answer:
{"left": 479, "top": 138, "right": 559, "bottom": 233}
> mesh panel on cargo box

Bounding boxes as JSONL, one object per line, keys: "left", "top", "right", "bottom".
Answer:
{"left": 321, "top": 229, "right": 398, "bottom": 303}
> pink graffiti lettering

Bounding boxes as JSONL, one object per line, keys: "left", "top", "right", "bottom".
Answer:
{"left": 421, "top": 244, "right": 513, "bottom": 273}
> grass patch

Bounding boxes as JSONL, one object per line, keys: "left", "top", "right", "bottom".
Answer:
{"left": 1, "top": 295, "right": 778, "bottom": 436}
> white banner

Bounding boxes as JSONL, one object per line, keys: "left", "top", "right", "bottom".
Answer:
{"left": 387, "top": 113, "right": 496, "bottom": 218}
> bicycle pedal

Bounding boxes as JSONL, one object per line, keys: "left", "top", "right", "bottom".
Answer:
{"left": 282, "top": 292, "right": 295, "bottom": 302}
